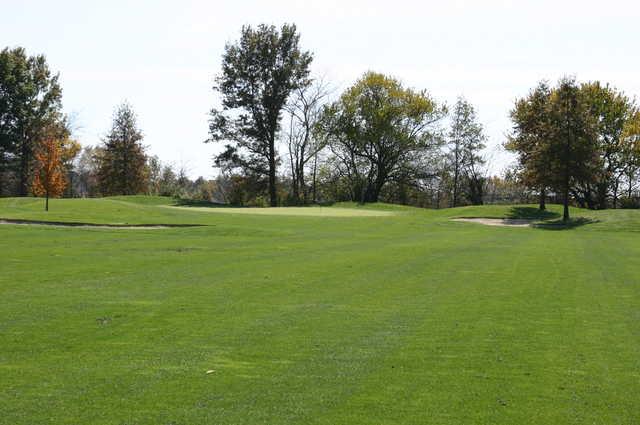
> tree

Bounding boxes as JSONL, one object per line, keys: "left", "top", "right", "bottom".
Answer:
{"left": 547, "top": 77, "right": 598, "bottom": 221}
{"left": 72, "top": 146, "right": 100, "bottom": 197}
{"left": 317, "top": 72, "right": 446, "bottom": 203}
{"left": 620, "top": 111, "right": 640, "bottom": 199}
{"left": 97, "top": 103, "right": 148, "bottom": 195}
{"left": 32, "top": 137, "right": 66, "bottom": 211}
{"left": 508, "top": 78, "right": 600, "bottom": 220}
{"left": 60, "top": 137, "right": 81, "bottom": 197}
{"left": 578, "top": 82, "right": 636, "bottom": 208}
{"left": 208, "top": 23, "right": 313, "bottom": 206}
{"left": 146, "top": 155, "right": 163, "bottom": 195}
{"left": 283, "top": 79, "right": 330, "bottom": 203}
{"left": 447, "top": 97, "right": 486, "bottom": 206}
{"left": 0, "top": 47, "right": 67, "bottom": 196}
{"left": 507, "top": 81, "right": 554, "bottom": 210}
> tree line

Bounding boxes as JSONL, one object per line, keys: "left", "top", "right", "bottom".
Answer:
{"left": 508, "top": 78, "right": 640, "bottom": 220}
{"left": 2, "top": 25, "right": 640, "bottom": 214}
{"left": 0, "top": 48, "right": 219, "bottom": 206}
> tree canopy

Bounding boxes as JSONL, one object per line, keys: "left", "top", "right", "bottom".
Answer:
{"left": 447, "top": 97, "right": 486, "bottom": 207}
{"left": 0, "top": 47, "right": 67, "bottom": 195}
{"left": 32, "top": 136, "right": 67, "bottom": 211}
{"left": 97, "top": 103, "right": 147, "bottom": 196}
{"left": 508, "top": 77, "right": 640, "bottom": 217}
{"left": 208, "top": 23, "right": 313, "bottom": 206}
{"left": 317, "top": 72, "right": 446, "bottom": 203}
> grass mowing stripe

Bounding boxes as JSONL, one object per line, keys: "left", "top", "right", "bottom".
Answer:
{"left": 1, "top": 197, "right": 639, "bottom": 424}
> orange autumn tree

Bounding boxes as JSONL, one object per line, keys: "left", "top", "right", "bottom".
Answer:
{"left": 32, "top": 137, "right": 67, "bottom": 211}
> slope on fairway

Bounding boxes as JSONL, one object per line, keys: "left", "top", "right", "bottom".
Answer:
{"left": 166, "top": 205, "right": 396, "bottom": 217}
{"left": 1, "top": 197, "right": 639, "bottom": 425}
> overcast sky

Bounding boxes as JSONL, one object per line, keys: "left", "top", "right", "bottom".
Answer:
{"left": 2, "top": 0, "right": 639, "bottom": 178}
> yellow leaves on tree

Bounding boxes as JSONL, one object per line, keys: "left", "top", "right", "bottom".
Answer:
{"left": 32, "top": 137, "right": 67, "bottom": 211}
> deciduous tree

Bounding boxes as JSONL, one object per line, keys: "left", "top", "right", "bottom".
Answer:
{"left": 208, "top": 24, "right": 313, "bottom": 206}
{"left": 547, "top": 77, "right": 598, "bottom": 221}
{"left": 32, "top": 137, "right": 66, "bottom": 211}
{"left": 283, "top": 79, "right": 330, "bottom": 203}
{"left": 0, "top": 47, "right": 67, "bottom": 196}
{"left": 318, "top": 72, "right": 446, "bottom": 203}
{"left": 578, "top": 82, "right": 636, "bottom": 208}
{"left": 621, "top": 111, "right": 640, "bottom": 199}
{"left": 507, "top": 82, "right": 554, "bottom": 210}
{"left": 447, "top": 97, "right": 486, "bottom": 206}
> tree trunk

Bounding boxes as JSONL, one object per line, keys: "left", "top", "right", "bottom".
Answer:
{"left": 291, "top": 171, "right": 299, "bottom": 203}
{"left": 299, "top": 164, "right": 306, "bottom": 204}
{"left": 452, "top": 166, "right": 459, "bottom": 208}
{"left": 539, "top": 187, "right": 546, "bottom": 210}
{"left": 268, "top": 138, "right": 277, "bottom": 207}
{"left": 18, "top": 142, "right": 30, "bottom": 196}
{"left": 312, "top": 154, "right": 317, "bottom": 204}
{"left": 45, "top": 190, "right": 49, "bottom": 212}
{"left": 563, "top": 171, "right": 570, "bottom": 221}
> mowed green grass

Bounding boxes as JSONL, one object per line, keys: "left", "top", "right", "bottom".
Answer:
{"left": 1, "top": 196, "right": 639, "bottom": 424}
{"left": 167, "top": 205, "right": 395, "bottom": 217}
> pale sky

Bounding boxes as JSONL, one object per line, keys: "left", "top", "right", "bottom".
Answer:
{"left": 2, "top": 0, "right": 639, "bottom": 178}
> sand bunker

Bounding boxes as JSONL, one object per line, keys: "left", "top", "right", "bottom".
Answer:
{"left": 452, "top": 218, "right": 533, "bottom": 227}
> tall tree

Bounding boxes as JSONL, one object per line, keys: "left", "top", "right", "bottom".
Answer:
{"left": 508, "top": 78, "right": 600, "bottom": 220}
{"left": 547, "top": 77, "right": 598, "bottom": 221}
{"left": 318, "top": 72, "right": 446, "bottom": 203}
{"left": 60, "top": 137, "right": 81, "bottom": 197}
{"left": 447, "top": 97, "right": 486, "bottom": 206}
{"left": 621, "top": 111, "right": 640, "bottom": 198}
{"left": 73, "top": 146, "right": 101, "bottom": 197}
{"left": 97, "top": 103, "right": 147, "bottom": 195}
{"left": 32, "top": 137, "right": 66, "bottom": 211}
{"left": 507, "top": 81, "right": 554, "bottom": 210}
{"left": 0, "top": 47, "right": 67, "bottom": 196}
{"left": 208, "top": 24, "right": 313, "bottom": 206}
{"left": 579, "top": 82, "right": 636, "bottom": 208}
{"left": 283, "top": 79, "right": 330, "bottom": 203}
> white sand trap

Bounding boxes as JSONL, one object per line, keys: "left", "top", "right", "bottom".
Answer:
{"left": 452, "top": 218, "right": 533, "bottom": 227}
{"left": 168, "top": 206, "right": 395, "bottom": 217}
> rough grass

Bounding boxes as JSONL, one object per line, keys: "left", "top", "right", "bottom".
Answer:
{"left": 1, "top": 197, "right": 639, "bottom": 424}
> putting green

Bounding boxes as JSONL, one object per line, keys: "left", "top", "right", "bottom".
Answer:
{"left": 166, "top": 205, "right": 396, "bottom": 217}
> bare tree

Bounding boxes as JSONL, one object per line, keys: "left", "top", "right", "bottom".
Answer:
{"left": 283, "top": 79, "right": 331, "bottom": 204}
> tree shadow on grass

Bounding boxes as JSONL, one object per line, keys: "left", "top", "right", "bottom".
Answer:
{"left": 506, "top": 207, "right": 597, "bottom": 230}
{"left": 506, "top": 207, "right": 560, "bottom": 220}
{"left": 172, "top": 198, "right": 229, "bottom": 208}
{"left": 172, "top": 198, "right": 337, "bottom": 208}
{"left": 532, "top": 217, "right": 599, "bottom": 230}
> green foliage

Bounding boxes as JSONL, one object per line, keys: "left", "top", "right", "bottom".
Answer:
{"left": 577, "top": 82, "right": 637, "bottom": 208}
{"left": 447, "top": 97, "right": 486, "bottom": 206}
{"left": 509, "top": 79, "right": 640, "bottom": 214}
{"left": 208, "top": 23, "right": 313, "bottom": 206}
{"left": 97, "top": 102, "right": 148, "bottom": 196}
{"left": 0, "top": 47, "right": 67, "bottom": 195}
{"left": 318, "top": 72, "right": 446, "bottom": 203}
{"left": 543, "top": 78, "right": 600, "bottom": 220}
{"left": 507, "top": 81, "right": 555, "bottom": 195}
